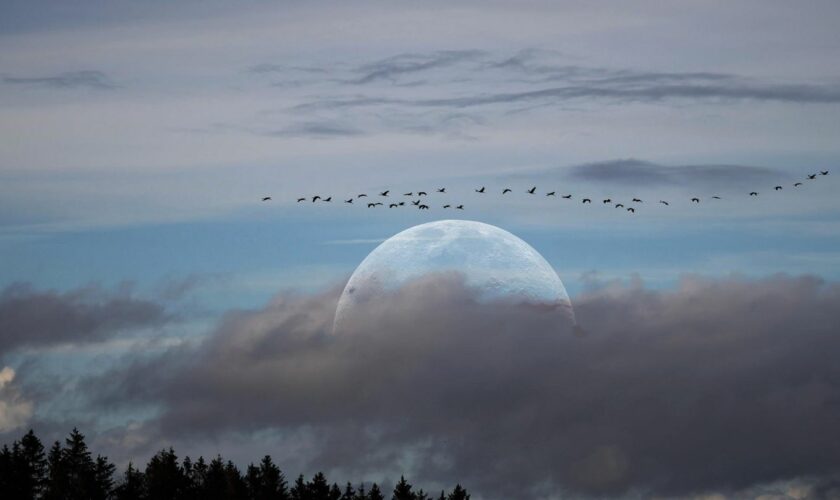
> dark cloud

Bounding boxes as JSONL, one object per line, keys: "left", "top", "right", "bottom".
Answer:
{"left": 91, "top": 273, "right": 840, "bottom": 498}
{"left": 265, "top": 121, "right": 365, "bottom": 138}
{"left": 2, "top": 70, "right": 117, "bottom": 90}
{"left": 350, "top": 50, "right": 486, "bottom": 84}
{"left": 563, "top": 159, "right": 784, "bottom": 188}
{"left": 0, "top": 282, "right": 168, "bottom": 358}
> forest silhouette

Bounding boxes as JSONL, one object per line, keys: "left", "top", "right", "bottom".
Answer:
{"left": 0, "top": 428, "right": 470, "bottom": 500}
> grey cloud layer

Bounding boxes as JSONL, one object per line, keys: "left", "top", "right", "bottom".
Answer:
{"left": 0, "top": 283, "right": 168, "bottom": 358}
{"left": 563, "top": 159, "right": 783, "bottom": 188}
{"left": 91, "top": 273, "right": 840, "bottom": 499}
{"left": 2, "top": 70, "right": 116, "bottom": 90}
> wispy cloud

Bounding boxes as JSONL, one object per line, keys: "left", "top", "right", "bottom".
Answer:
{"left": 3, "top": 70, "right": 117, "bottom": 90}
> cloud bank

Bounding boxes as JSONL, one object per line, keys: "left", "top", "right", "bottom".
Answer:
{"left": 90, "top": 273, "right": 840, "bottom": 499}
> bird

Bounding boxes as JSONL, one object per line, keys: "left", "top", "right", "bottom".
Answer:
{"left": 502, "top": 188, "right": 512, "bottom": 194}
{"left": 775, "top": 186, "right": 783, "bottom": 191}
{"left": 659, "top": 200, "right": 669, "bottom": 206}
{"left": 615, "top": 203, "right": 624, "bottom": 208}
{"left": 367, "top": 202, "right": 382, "bottom": 208}
{"left": 357, "top": 193, "right": 368, "bottom": 198}
{"left": 312, "top": 196, "right": 321, "bottom": 202}
{"left": 297, "top": 197, "right": 306, "bottom": 203}
{"left": 527, "top": 186, "right": 537, "bottom": 194}
{"left": 418, "top": 191, "right": 427, "bottom": 196}
{"left": 437, "top": 188, "right": 446, "bottom": 193}
{"left": 261, "top": 196, "right": 271, "bottom": 201}
{"left": 691, "top": 197, "right": 700, "bottom": 203}
{"left": 561, "top": 194, "right": 572, "bottom": 199}
{"left": 323, "top": 197, "right": 332, "bottom": 202}
{"left": 711, "top": 196, "right": 722, "bottom": 199}
{"left": 603, "top": 198, "right": 611, "bottom": 204}
{"left": 380, "top": 190, "right": 390, "bottom": 196}
{"left": 412, "top": 199, "right": 421, "bottom": 206}
{"left": 750, "top": 192, "right": 758, "bottom": 196}
{"left": 403, "top": 192, "right": 413, "bottom": 196}
{"left": 398, "top": 202, "right": 405, "bottom": 206}
{"left": 456, "top": 205, "right": 464, "bottom": 209}
{"left": 345, "top": 198, "right": 353, "bottom": 204}
{"left": 794, "top": 182, "right": 803, "bottom": 187}
{"left": 443, "top": 204, "right": 451, "bottom": 208}
{"left": 418, "top": 204, "right": 429, "bottom": 210}
{"left": 546, "top": 191, "right": 556, "bottom": 196}
{"left": 475, "top": 187, "right": 485, "bottom": 193}
{"left": 389, "top": 203, "right": 398, "bottom": 208}
{"left": 627, "top": 207, "right": 635, "bottom": 213}
{"left": 632, "top": 198, "right": 642, "bottom": 203}
{"left": 582, "top": 198, "right": 591, "bottom": 204}
{"left": 808, "top": 174, "right": 817, "bottom": 180}
{"left": 821, "top": 170, "right": 829, "bottom": 175}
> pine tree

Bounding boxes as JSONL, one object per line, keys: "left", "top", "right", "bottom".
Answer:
{"left": 392, "top": 475, "right": 415, "bottom": 500}
{"left": 224, "top": 460, "right": 248, "bottom": 499}
{"left": 260, "top": 455, "right": 289, "bottom": 500}
{"left": 340, "top": 482, "right": 356, "bottom": 500}
{"left": 62, "top": 428, "right": 98, "bottom": 500}
{"left": 368, "top": 483, "right": 385, "bottom": 500}
{"left": 144, "top": 447, "right": 185, "bottom": 500}
{"left": 436, "top": 491, "right": 445, "bottom": 500}
{"left": 354, "top": 483, "right": 368, "bottom": 500}
{"left": 290, "top": 474, "right": 309, "bottom": 500}
{"left": 203, "top": 456, "right": 228, "bottom": 500}
{"left": 93, "top": 454, "right": 116, "bottom": 500}
{"left": 308, "top": 472, "right": 331, "bottom": 500}
{"left": 17, "top": 429, "right": 48, "bottom": 498}
{"left": 329, "top": 482, "right": 342, "bottom": 500}
{"left": 446, "top": 484, "right": 469, "bottom": 500}
{"left": 415, "top": 489, "right": 429, "bottom": 500}
{"left": 114, "top": 462, "right": 145, "bottom": 500}
{"left": 43, "top": 440, "right": 66, "bottom": 500}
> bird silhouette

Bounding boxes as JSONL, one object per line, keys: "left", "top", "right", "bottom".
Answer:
{"left": 582, "top": 198, "right": 591, "bottom": 204}
{"left": 418, "top": 204, "right": 429, "bottom": 210}
{"left": 691, "top": 197, "right": 700, "bottom": 203}
{"left": 659, "top": 200, "right": 669, "bottom": 206}
{"left": 603, "top": 198, "right": 611, "bottom": 204}
{"left": 794, "top": 182, "right": 803, "bottom": 187}
{"left": 418, "top": 191, "right": 427, "bottom": 196}
{"left": 712, "top": 196, "right": 722, "bottom": 199}
{"left": 749, "top": 192, "right": 758, "bottom": 196}
{"left": 502, "top": 188, "right": 512, "bottom": 194}
{"left": 312, "top": 196, "right": 321, "bottom": 202}
{"left": 398, "top": 201, "right": 405, "bottom": 206}
{"left": 412, "top": 199, "right": 421, "bottom": 206}
{"left": 403, "top": 192, "right": 413, "bottom": 196}
{"left": 527, "top": 186, "right": 537, "bottom": 194}
{"left": 437, "top": 188, "right": 446, "bottom": 193}
{"left": 562, "top": 194, "right": 572, "bottom": 199}
{"left": 627, "top": 207, "right": 635, "bottom": 213}
{"left": 345, "top": 198, "right": 353, "bottom": 203}
{"left": 456, "top": 205, "right": 464, "bottom": 210}
{"left": 475, "top": 187, "right": 485, "bottom": 193}
{"left": 821, "top": 170, "right": 829, "bottom": 175}
{"left": 380, "top": 190, "right": 390, "bottom": 196}
{"left": 775, "top": 186, "right": 783, "bottom": 191}
{"left": 367, "top": 202, "right": 382, "bottom": 208}
{"left": 546, "top": 191, "right": 556, "bottom": 196}
{"left": 615, "top": 203, "right": 624, "bottom": 208}
{"left": 357, "top": 194, "right": 368, "bottom": 198}
{"left": 323, "top": 197, "right": 332, "bottom": 202}
{"left": 443, "top": 204, "right": 451, "bottom": 208}
{"left": 632, "top": 198, "right": 642, "bottom": 203}
{"left": 261, "top": 196, "right": 271, "bottom": 201}
{"left": 297, "top": 197, "right": 306, "bottom": 203}
{"left": 808, "top": 174, "right": 817, "bottom": 180}
{"left": 389, "top": 203, "right": 398, "bottom": 208}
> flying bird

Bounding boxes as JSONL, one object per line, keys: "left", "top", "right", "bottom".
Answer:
{"left": 527, "top": 186, "right": 537, "bottom": 194}
{"left": 437, "top": 188, "right": 446, "bottom": 193}
{"left": 691, "top": 198, "right": 700, "bottom": 203}
{"left": 821, "top": 170, "right": 829, "bottom": 175}
{"left": 603, "top": 198, "right": 611, "bottom": 204}
{"left": 403, "top": 192, "right": 413, "bottom": 196}
{"left": 775, "top": 186, "right": 783, "bottom": 191}
{"left": 312, "top": 196, "right": 321, "bottom": 202}
{"left": 794, "top": 182, "right": 803, "bottom": 187}
{"left": 561, "top": 194, "right": 572, "bottom": 199}
{"left": 443, "top": 204, "right": 451, "bottom": 208}
{"left": 398, "top": 201, "right": 405, "bottom": 206}
{"left": 632, "top": 198, "right": 642, "bottom": 203}
{"left": 357, "top": 194, "right": 368, "bottom": 198}
{"left": 418, "top": 204, "right": 429, "bottom": 210}
{"left": 261, "top": 196, "right": 271, "bottom": 201}
{"left": 297, "top": 197, "right": 306, "bottom": 203}
{"left": 808, "top": 174, "right": 817, "bottom": 180}
{"left": 582, "top": 198, "right": 591, "bottom": 204}
{"left": 546, "top": 191, "right": 556, "bottom": 196}
{"left": 659, "top": 200, "right": 669, "bottom": 206}
{"left": 345, "top": 198, "right": 353, "bottom": 203}
{"left": 712, "top": 196, "right": 722, "bottom": 199}
{"left": 502, "top": 188, "right": 512, "bottom": 194}
{"left": 475, "top": 187, "right": 485, "bottom": 193}
{"left": 323, "top": 197, "right": 332, "bottom": 202}
{"left": 380, "top": 190, "right": 390, "bottom": 196}
{"left": 615, "top": 203, "right": 624, "bottom": 208}
{"left": 456, "top": 205, "right": 464, "bottom": 210}
{"left": 367, "top": 202, "right": 382, "bottom": 208}
{"left": 750, "top": 192, "right": 758, "bottom": 196}
{"left": 418, "top": 191, "right": 427, "bottom": 196}
{"left": 412, "top": 200, "right": 421, "bottom": 206}
{"left": 389, "top": 203, "right": 398, "bottom": 208}
{"left": 627, "top": 207, "right": 635, "bottom": 213}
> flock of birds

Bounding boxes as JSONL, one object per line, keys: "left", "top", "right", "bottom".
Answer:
{"left": 261, "top": 170, "right": 830, "bottom": 214}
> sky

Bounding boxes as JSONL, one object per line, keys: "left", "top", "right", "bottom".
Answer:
{"left": 1, "top": 1, "right": 840, "bottom": 498}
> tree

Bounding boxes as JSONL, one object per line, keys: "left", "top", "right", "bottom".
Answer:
{"left": 113, "top": 462, "right": 145, "bottom": 500}
{"left": 329, "top": 482, "right": 342, "bottom": 500}
{"left": 354, "top": 483, "right": 368, "bottom": 500}
{"left": 224, "top": 460, "right": 248, "bottom": 500}
{"left": 290, "top": 474, "right": 309, "bottom": 500}
{"left": 16, "top": 429, "right": 48, "bottom": 498}
{"left": 446, "top": 484, "right": 469, "bottom": 500}
{"left": 340, "top": 482, "right": 356, "bottom": 500}
{"left": 415, "top": 490, "right": 429, "bottom": 500}
{"left": 203, "top": 456, "right": 228, "bottom": 500}
{"left": 308, "top": 472, "right": 331, "bottom": 500}
{"left": 145, "top": 447, "right": 185, "bottom": 500}
{"left": 392, "top": 475, "right": 415, "bottom": 500}
{"left": 43, "top": 440, "right": 67, "bottom": 499}
{"left": 368, "top": 483, "right": 385, "bottom": 500}
{"left": 93, "top": 454, "right": 117, "bottom": 500}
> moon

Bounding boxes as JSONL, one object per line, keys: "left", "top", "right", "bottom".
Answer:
{"left": 333, "top": 219, "right": 575, "bottom": 332}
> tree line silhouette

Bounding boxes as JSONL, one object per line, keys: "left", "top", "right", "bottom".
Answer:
{"left": 0, "top": 428, "right": 469, "bottom": 500}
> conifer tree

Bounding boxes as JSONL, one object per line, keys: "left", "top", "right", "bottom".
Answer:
{"left": 446, "top": 484, "right": 469, "bottom": 500}
{"left": 114, "top": 462, "right": 145, "bottom": 500}
{"left": 329, "top": 482, "right": 342, "bottom": 500}
{"left": 145, "top": 447, "right": 185, "bottom": 500}
{"left": 392, "top": 475, "right": 415, "bottom": 500}
{"left": 340, "top": 482, "right": 356, "bottom": 500}
{"left": 368, "top": 483, "right": 385, "bottom": 500}
{"left": 308, "top": 472, "right": 331, "bottom": 500}
{"left": 290, "top": 474, "right": 309, "bottom": 500}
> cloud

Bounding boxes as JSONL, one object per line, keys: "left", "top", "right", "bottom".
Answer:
{"left": 350, "top": 50, "right": 487, "bottom": 84}
{"left": 562, "top": 159, "right": 784, "bottom": 188}
{"left": 2, "top": 70, "right": 117, "bottom": 90}
{"left": 265, "top": 121, "right": 365, "bottom": 138}
{"left": 90, "top": 273, "right": 840, "bottom": 498}
{"left": 0, "top": 283, "right": 169, "bottom": 358}
{"left": 0, "top": 367, "right": 33, "bottom": 432}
